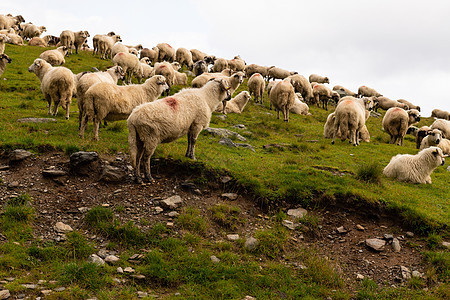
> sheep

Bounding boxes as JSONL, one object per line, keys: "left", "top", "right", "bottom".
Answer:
{"left": 0, "top": 15, "right": 25, "bottom": 30}
{"left": 218, "top": 72, "right": 244, "bottom": 114}
{"left": 126, "top": 44, "right": 143, "bottom": 51}
{"left": 21, "top": 24, "right": 46, "bottom": 40}
{"left": 191, "top": 70, "right": 235, "bottom": 88}
{"left": 267, "top": 66, "right": 297, "bottom": 81}
{"left": 156, "top": 43, "right": 175, "bottom": 62}
{"left": 244, "top": 64, "right": 269, "bottom": 79}
{"left": 204, "top": 55, "right": 216, "bottom": 66}
{"left": 324, "top": 112, "right": 369, "bottom": 142}
{"left": 357, "top": 85, "right": 382, "bottom": 98}
{"left": 331, "top": 96, "right": 370, "bottom": 146}
{"left": 80, "top": 75, "right": 168, "bottom": 140}
{"left": 211, "top": 58, "right": 228, "bottom": 73}
{"left": 29, "top": 37, "right": 47, "bottom": 47}
{"left": 332, "top": 85, "right": 357, "bottom": 97}
{"left": 420, "top": 129, "right": 443, "bottom": 150}
{"left": 112, "top": 51, "right": 141, "bottom": 84}
{"left": 97, "top": 34, "right": 122, "bottom": 59}
{"left": 247, "top": 73, "right": 265, "bottom": 104}
{"left": 39, "top": 46, "right": 68, "bottom": 66}
{"left": 60, "top": 30, "right": 89, "bottom": 55}
{"left": 140, "top": 47, "right": 159, "bottom": 65}
{"left": 111, "top": 43, "right": 136, "bottom": 59}
{"left": 309, "top": 74, "right": 329, "bottom": 84}
{"left": 269, "top": 79, "right": 296, "bottom": 122}
{"left": 28, "top": 58, "right": 75, "bottom": 119}
{"left": 0, "top": 53, "right": 12, "bottom": 78}
{"left": 175, "top": 47, "right": 194, "bottom": 70}
{"left": 383, "top": 147, "right": 446, "bottom": 184}
{"left": 190, "top": 49, "right": 208, "bottom": 62}
{"left": 398, "top": 99, "right": 420, "bottom": 112}
{"left": 136, "top": 57, "right": 154, "bottom": 84}
{"left": 431, "top": 109, "right": 450, "bottom": 120}
{"left": 227, "top": 57, "right": 246, "bottom": 72}
{"left": 436, "top": 138, "right": 450, "bottom": 155}
{"left": 313, "top": 84, "right": 339, "bottom": 110}
{"left": 382, "top": 107, "right": 421, "bottom": 146}
{"left": 414, "top": 126, "right": 432, "bottom": 149}
{"left": 5, "top": 33, "right": 23, "bottom": 45}
{"left": 215, "top": 91, "right": 251, "bottom": 114}
{"left": 0, "top": 34, "right": 9, "bottom": 54}
{"left": 287, "top": 74, "right": 314, "bottom": 104}
{"left": 291, "top": 96, "right": 311, "bottom": 115}
{"left": 373, "top": 96, "right": 409, "bottom": 112}
{"left": 174, "top": 71, "right": 188, "bottom": 85}
{"left": 127, "top": 78, "right": 232, "bottom": 183}
{"left": 430, "top": 119, "right": 450, "bottom": 138}
{"left": 76, "top": 66, "right": 125, "bottom": 128}
{"left": 193, "top": 60, "right": 208, "bottom": 76}
{"left": 266, "top": 80, "right": 280, "bottom": 98}
{"left": 152, "top": 61, "right": 176, "bottom": 94}
{"left": 92, "top": 32, "right": 115, "bottom": 55}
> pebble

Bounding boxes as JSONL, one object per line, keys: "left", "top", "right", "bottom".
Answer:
{"left": 137, "top": 291, "right": 148, "bottom": 298}
{"left": 383, "top": 234, "right": 394, "bottom": 240}
{"left": 365, "top": 238, "right": 386, "bottom": 251}
{"left": 221, "top": 193, "right": 239, "bottom": 200}
{"left": 166, "top": 222, "right": 174, "bottom": 228}
{"left": 356, "top": 224, "right": 365, "bottom": 231}
{"left": 244, "top": 237, "right": 259, "bottom": 251}
{"left": 88, "top": 254, "right": 105, "bottom": 266}
{"left": 287, "top": 208, "right": 307, "bottom": 218}
{"left": 154, "top": 207, "right": 163, "bottom": 214}
{"left": 210, "top": 255, "right": 220, "bottom": 263}
{"left": 442, "top": 241, "right": 450, "bottom": 249}
{"left": 161, "top": 195, "right": 183, "bottom": 209}
{"left": 124, "top": 267, "right": 135, "bottom": 273}
{"left": 227, "top": 234, "right": 240, "bottom": 241}
{"left": 105, "top": 255, "right": 120, "bottom": 264}
{"left": 392, "top": 238, "right": 401, "bottom": 252}
{"left": 0, "top": 290, "right": 10, "bottom": 300}
{"left": 356, "top": 273, "right": 365, "bottom": 280}
{"left": 401, "top": 266, "right": 411, "bottom": 280}
{"left": 117, "top": 267, "right": 124, "bottom": 273}
{"left": 406, "top": 231, "right": 414, "bottom": 238}
{"left": 22, "top": 284, "right": 38, "bottom": 289}
{"left": 412, "top": 270, "right": 423, "bottom": 278}
{"left": 130, "top": 274, "right": 145, "bottom": 279}
{"left": 53, "top": 287, "right": 66, "bottom": 292}
{"left": 41, "top": 290, "right": 52, "bottom": 296}
{"left": 54, "top": 222, "right": 73, "bottom": 233}
{"left": 282, "top": 220, "right": 297, "bottom": 230}
{"left": 336, "top": 226, "right": 347, "bottom": 234}
{"left": 168, "top": 211, "right": 179, "bottom": 217}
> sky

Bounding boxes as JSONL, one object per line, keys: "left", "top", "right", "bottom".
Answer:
{"left": 2, "top": 0, "right": 450, "bottom": 116}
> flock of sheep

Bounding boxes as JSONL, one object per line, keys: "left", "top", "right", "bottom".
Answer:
{"left": 0, "top": 13, "right": 449, "bottom": 184}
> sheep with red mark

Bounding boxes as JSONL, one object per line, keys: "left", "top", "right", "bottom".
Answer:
{"left": 313, "top": 83, "right": 339, "bottom": 110}
{"left": 127, "top": 78, "right": 232, "bottom": 183}
{"left": 39, "top": 46, "right": 68, "bottom": 66}
{"left": 430, "top": 119, "right": 450, "bottom": 138}
{"left": 215, "top": 91, "right": 251, "bottom": 114}
{"left": 373, "top": 96, "right": 409, "bottom": 112}
{"left": 190, "top": 48, "right": 208, "bottom": 62}
{"left": 156, "top": 43, "right": 175, "bottom": 62}
{"left": 358, "top": 85, "right": 382, "bottom": 98}
{"left": 0, "top": 53, "right": 12, "bottom": 78}
{"left": 111, "top": 43, "right": 138, "bottom": 59}
{"left": 28, "top": 58, "right": 75, "bottom": 119}
{"left": 248, "top": 73, "right": 265, "bottom": 104}
{"left": 382, "top": 107, "right": 420, "bottom": 145}
{"left": 431, "top": 109, "right": 450, "bottom": 120}
{"left": 112, "top": 51, "right": 141, "bottom": 84}
{"left": 267, "top": 66, "right": 297, "bottom": 81}
{"left": 175, "top": 47, "right": 194, "bottom": 70}
{"left": 152, "top": 61, "right": 175, "bottom": 94}
{"left": 97, "top": 34, "right": 122, "bottom": 59}
{"left": 309, "top": 74, "right": 329, "bottom": 84}
{"left": 383, "top": 147, "right": 446, "bottom": 184}
{"left": 324, "top": 112, "right": 369, "bottom": 142}
{"left": 269, "top": 79, "right": 296, "bottom": 122}
{"left": 227, "top": 56, "right": 246, "bottom": 72}
{"left": 140, "top": 47, "right": 159, "bottom": 65}
{"left": 80, "top": 75, "right": 168, "bottom": 140}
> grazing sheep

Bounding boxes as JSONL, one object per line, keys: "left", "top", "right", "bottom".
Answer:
{"left": 127, "top": 78, "right": 232, "bottom": 182}
{"left": 92, "top": 32, "right": 115, "bottom": 55}
{"left": 152, "top": 61, "right": 176, "bottom": 93}
{"left": 333, "top": 85, "right": 357, "bottom": 97}
{"left": 382, "top": 107, "right": 421, "bottom": 146}
{"left": 420, "top": 129, "right": 443, "bottom": 149}
{"left": 431, "top": 109, "right": 450, "bottom": 120}
{"left": 80, "top": 75, "right": 168, "bottom": 140}
{"left": 332, "top": 97, "right": 370, "bottom": 146}
{"left": 60, "top": 30, "right": 89, "bottom": 55}
{"left": 430, "top": 119, "right": 450, "bottom": 138}
{"left": 291, "top": 96, "right": 311, "bottom": 115}
{"left": 190, "top": 49, "right": 208, "bottom": 62}
{"left": 97, "top": 34, "right": 122, "bottom": 59}
{"left": 193, "top": 60, "right": 208, "bottom": 76}
{"left": 373, "top": 96, "right": 409, "bottom": 112}
{"left": 217, "top": 71, "right": 244, "bottom": 114}
{"left": 398, "top": 99, "right": 420, "bottom": 112}
{"left": 244, "top": 64, "right": 269, "bottom": 79}
{"left": 267, "top": 66, "right": 297, "bottom": 81}
{"left": 269, "top": 79, "right": 296, "bottom": 122}
{"left": 313, "top": 84, "right": 339, "bottom": 110}
{"left": 175, "top": 47, "right": 194, "bottom": 70}
{"left": 227, "top": 57, "right": 246, "bottom": 72}
{"left": 39, "top": 46, "right": 68, "bottom": 66}
{"left": 266, "top": 80, "right": 280, "bottom": 98}
{"left": 0, "top": 34, "right": 9, "bottom": 54}
{"left": 28, "top": 58, "right": 74, "bottom": 119}
{"left": 287, "top": 74, "right": 314, "bottom": 104}
{"left": 136, "top": 57, "right": 154, "bottom": 84}
{"left": 112, "top": 51, "right": 141, "bottom": 84}
{"left": 156, "top": 43, "right": 175, "bottom": 62}
{"left": 0, "top": 53, "right": 12, "bottom": 78}
{"left": 0, "top": 14, "right": 25, "bottom": 30}
{"left": 21, "top": 24, "right": 46, "bottom": 40}
{"left": 111, "top": 43, "right": 136, "bottom": 59}
{"left": 247, "top": 73, "right": 265, "bottom": 104}
{"left": 383, "top": 147, "right": 446, "bottom": 184}
{"left": 215, "top": 91, "right": 251, "bottom": 114}
{"left": 357, "top": 85, "right": 382, "bottom": 98}
{"left": 191, "top": 69, "right": 234, "bottom": 88}
{"left": 324, "top": 112, "right": 369, "bottom": 142}
{"left": 140, "top": 47, "right": 159, "bottom": 65}
{"left": 211, "top": 58, "right": 228, "bottom": 73}
{"left": 309, "top": 74, "right": 329, "bottom": 84}
{"left": 174, "top": 71, "right": 188, "bottom": 85}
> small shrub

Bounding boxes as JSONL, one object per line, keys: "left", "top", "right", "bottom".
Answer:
{"left": 65, "top": 144, "right": 80, "bottom": 155}
{"left": 356, "top": 162, "right": 382, "bottom": 183}
{"left": 60, "top": 262, "right": 108, "bottom": 290}
{"left": 64, "top": 231, "right": 95, "bottom": 260}
{"left": 177, "top": 207, "right": 208, "bottom": 234}
{"left": 84, "top": 206, "right": 114, "bottom": 229}
{"left": 407, "top": 276, "right": 424, "bottom": 289}
{"left": 426, "top": 233, "right": 443, "bottom": 250}
{"left": 3, "top": 194, "right": 34, "bottom": 223}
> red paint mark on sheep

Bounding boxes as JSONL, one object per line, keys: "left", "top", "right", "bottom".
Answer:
{"left": 165, "top": 97, "right": 178, "bottom": 111}
{"left": 166, "top": 43, "right": 172, "bottom": 48}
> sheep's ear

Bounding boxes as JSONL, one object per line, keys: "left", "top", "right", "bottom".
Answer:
{"left": 432, "top": 149, "right": 439, "bottom": 156}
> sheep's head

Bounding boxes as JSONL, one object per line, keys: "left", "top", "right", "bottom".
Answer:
{"left": 216, "top": 78, "right": 232, "bottom": 101}
{"left": 426, "top": 129, "right": 442, "bottom": 145}
{"left": 0, "top": 54, "right": 11, "bottom": 64}
{"left": 107, "top": 31, "right": 116, "bottom": 36}
{"left": 324, "top": 77, "right": 330, "bottom": 84}
{"left": 363, "top": 97, "right": 374, "bottom": 111}
{"left": 152, "top": 75, "right": 169, "bottom": 90}
{"left": 115, "top": 35, "right": 122, "bottom": 42}
{"left": 430, "top": 147, "right": 446, "bottom": 166}
{"left": 28, "top": 58, "right": 45, "bottom": 73}
{"left": 408, "top": 109, "right": 421, "bottom": 124}
{"left": 171, "top": 62, "right": 181, "bottom": 71}
{"left": 232, "top": 72, "right": 244, "bottom": 84}
{"left": 129, "top": 48, "right": 139, "bottom": 57}
{"left": 114, "top": 66, "right": 126, "bottom": 81}
{"left": 58, "top": 46, "right": 69, "bottom": 56}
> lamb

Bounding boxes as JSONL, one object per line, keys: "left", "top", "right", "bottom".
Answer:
{"left": 324, "top": 112, "right": 369, "bottom": 142}
{"left": 383, "top": 147, "right": 446, "bottom": 184}
{"left": 420, "top": 129, "right": 443, "bottom": 150}
{"left": 80, "top": 75, "right": 168, "bottom": 140}
{"left": 60, "top": 30, "right": 90, "bottom": 55}
{"left": 0, "top": 34, "right": 9, "bottom": 54}
{"left": 156, "top": 43, "right": 175, "bottom": 62}
{"left": 210, "top": 58, "right": 228, "bottom": 73}
{"left": 357, "top": 85, "right": 382, "bottom": 98}
{"left": 290, "top": 96, "right": 311, "bottom": 116}
{"left": 28, "top": 58, "right": 75, "bottom": 119}
{"left": 190, "top": 49, "right": 208, "bottom": 62}
{"left": 309, "top": 74, "right": 329, "bottom": 84}
{"left": 313, "top": 84, "right": 339, "bottom": 110}
{"left": 373, "top": 96, "right": 409, "bottom": 112}
{"left": 39, "top": 46, "right": 68, "bottom": 66}
{"left": 227, "top": 57, "right": 246, "bottom": 72}
{"left": 430, "top": 119, "right": 450, "bottom": 138}
{"left": 112, "top": 51, "right": 141, "bottom": 84}
{"left": 127, "top": 78, "right": 232, "bottom": 182}
{"left": 214, "top": 91, "right": 251, "bottom": 114}
{"left": 97, "top": 34, "right": 122, "bottom": 59}
{"left": 267, "top": 66, "right": 297, "bottom": 81}
{"left": 0, "top": 53, "right": 12, "bottom": 78}
{"left": 331, "top": 96, "right": 370, "bottom": 146}
{"left": 0, "top": 15, "right": 25, "bottom": 30}
{"left": 287, "top": 74, "right": 314, "bottom": 103}
{"left": 269, "top": 79, "right": 296, "bottom": 122}
{"left": 136, "top": 57, "right": 154, "bottom": 84}
{"left": 92, "top": 32, "right": 115, "bottom": 55}
{"left": 21, "top": 24, "right": 46, "bottom": 40}
{"left": 398, "top": 99, "right": 420, "bottom": 112}
{"left": 332, "top": 85, "right": 357, "bottom": 97}
{"left": 175, "top": 47, "right": 194, "bottom": 70}
{"left": 382, "top": 107, "right": 421, "bottom": 146}
{"left": 431, "top": 109, "right": 450, "bottom": 120}
{"left": 244, "top": 64, "right": 269, "bottom": 79}
{"left": 193, "top": 60, "right": 208, "bottom": 76}
{"left": 247, "top": 73, "right": 265, "bottom": 104}
{"left": 140, "top": 47, "right": 159, "bottom": 65}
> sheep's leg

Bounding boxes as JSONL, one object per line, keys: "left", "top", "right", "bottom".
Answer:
{"left": 284, "top": 106, "right": 289, "bottom": 122}
{"left": 52, "top": 98, "right": 59, "bottom": 116}
{"left": 276, "top": 109, "right": 280, "bottom": 119}
{"left": 389, "top": 135, "right": 396, "bottom": 144}
{"left": 186, "top": 125, "right": 202, "bottom": 160}
{"left": 134, "top": 145, "right": 145, "bottom": 184}
{"left": 222, "top": 100, "right": 227, "bottom": 114}
{"left": 45, "top": 94, "right": 52, "bottom": 115}
{"left": 142, "top": 145, "right": 156, "bottom": 182}
{"left": 93, "top": 117, "right": 101, "bottom": 141}
{"left": 79, "top": 114, "right": 88, "bottom": 138}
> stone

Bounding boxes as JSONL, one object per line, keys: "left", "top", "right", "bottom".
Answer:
{"left": 70, "top": 152, "right": 99, "bottom": 175}
{"left": 336, "top": 226, "right": 347, "bottom": 234}
{"left": 99, "top": 165, "right": 127, "bottom": 182}
{"left": 168, "top": 211, "right": 179, "bottom": 217}
{"left": 210, "top": 255, "right": 220, "bottom": 263}
{"left": 242, "top": 296, "right": 256, "bottom": 300}
{"left": 97, "top": 249, "right": 109, "bottom": 259}
{"left": 130, "top": 274, "right": 145, "bottom": 279}
{"left": 154, "top": 207, "right": 163, "bottom": 214}
{"left": 406, "top": 232, "right": 414, "bottom": 238}
{"left": 244, "top": 237, "right": 259, "bottom": 251}
{"left": 392, "top": 238, "right": 401, "bottom": 252}
{"left": 221, "top": 176, "right": 232, "bottom": 184}
{"left": 287, "top": 208, "right": 307, "bottom": 218}
{"left": 282, "top": 220, "right": 297, "bottom": 230}
{"left": 166, "top": 222, "right": 174, "bottom": 228}
{"left": 447, "top": 166, "right": 450, "bottom": 172}
{"left": 88, "top": 254, "right": 105, "bottom": 266}
{"left": 16, "top": 294, "right": 25, "bottom": 299}
{"left": 117, "top": 267, "right": 124, "bottom": 273}
{"left": 124, "top": 267, "right": 135, "bottom": 273}
{"left": 356, "top": 273, "right": 365, "bottom": 280}
{"left": 17, "top": 118, "right": 57, "bottom": 123}
{"left": 9, "top": 149, "right": 32, "bottom": 162}
{"left": 42, "top": 169, "right": 68, "bottom": 177}
{"left": 233, "top": 124, "right": 246, "bottom": 129}
{"left": 442, "top": 241, "right": 450, "bottom": 249}
{"left": 383, "top": 234, "right": 394, "bottom": 240}
{"left": 204, "top": 127, "right": 247, "bottom": 141}
{"left": 41, "top": 290, "right": 52, "bottom": 296}
{"left": 0, "top": 290, "right": 10, "bottom": 299}
{"left": 412, "top": 270, "right": 423, "bottom": 278}
{"left": 137, "top": 291, "right": 148, "bottom": 298}
{"left": 54, "top": 222, "right": 73, "bottom": 233}
{"left": 221, "top": 193, "right": 238, "bottom": 200}
{"left": 365, "top": 238, "right": 386, "bottom": 251}
{"left": 218, "top": 137, "right": 255, "bottom": 152}
{"left": 105, "top": 255, "right": 120, "bottom": 264}
{"left": 227, "top": 234, "right": 239, "bottom": 241}
{"left": 356, "top": 225, "right": 365, "bottom": 231}
{"left": 53, "top": 287, "right": 66, "bottom": 292}
{"left": 401, "top": 266, "right": 411, "bottom": 280}
{"left": 22, "top": 284, "right": 38, "bottom": 289}
{"left": 161, "top": 195, "right": 183, "bottom": 210}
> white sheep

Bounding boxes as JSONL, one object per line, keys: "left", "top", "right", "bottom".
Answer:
{"left": 332, "top": 85, "right": 357, "bottom": 97}
{"left": 324, "top": 112, "right": 369, "bottom": 142}
{"left": 112, "top": 51, "right": 141, "bottom": 84}
{"left": 358, "top": 85, "right": 382, "bottom": 98}
{"left": 80, "top": 75, "right": 168, "bottom": 140}
{"left": 247, "top": 73, "right": 265, "bottom": 104}
{"left": 383, "top": 147, "right": 446, "bottom": 184}
{"left": 97, "top": 34, "right": 122, "bottom": 59}
{"left": 92, "top": 32, "right": 115, "bottom": 55}
{"left": 211, "top": 58, "right": 228, "bottom": 73}
{"left": 267, "top": 66, "right": 297, "bottom": 81}
{"left": 175, "top": 47, "right": 194, "bottom": 70}
{"left": 5, "top": 33, "right": 23, "bottom": 45}
{"left": 136, "top": 57, "right": 154, "bottom": 84}
{"left": 0, "top": 15, "right": 25, "bottom": 30}
{"left": 39, "top": 46, "right": 68, "bottom": 66}
{"left": 430, "top": 119, "right": 450, "bottom": 138}
{"left": 373, "top": 96, "right": 409, "bottom": 112}
{"left": 174, "top": 70, "right": 188, "bottom": 85}
{"left": 286, "top": 74, "right": 314, "bottom": 104}
{"left": 291, "top": 96, "right": 311, "bottom": 115}
{"left": 0, "top": 34, "right": 9, "bottom": 54}
{"left": 156, "top": 43, "right": 175, "bottom": 62}
{"left": 28, "top": 58, "right": 75, "bottom": 119}
{"left": 111, "top": 43, "right": 132, "bottom": 59}
{"left": 190, "top": 48, "right": 208, "bottom": 62}
{"left": 269, "top": 79, "right": 296, "bottom": 122}
{"left": 227, "top": 57, "right": 245, "bottom": 72}
{"left": 382, "top": 107, "right": 421, "bottom": 146}
{"left": 420, "top": 129, "right": 443, "bottom": 150}
{"left": 437, "top": 138, "right": 450, "bottom": 155}
{"left": 309, "top": 74, "right": 329, "bottom": 84}
{"left": 193, "top": 60, "right": 208, "bottom": 76}
{"left": 0, "top": 53, "right": 12, "bottom": 78}
{"left": 244, "top": 64, "right": 269, "bottom": 79}
{"left": 60, "top": 30, "right": 89, "bottom": 55}
{"left": 431, "top": 109, "right": 450, "bottom": 120}
{"left": 127, "top": 78, "right": 232, "bottom": 182}
{"left": 398, "top": 99, "right": 420, "bottom": 112}
{"left": 414, "top": 126, "right": 432, "bottom": 149}
{"left": 140, "top": 47, "right": 159, "bottom": 65}
{"left": 214, "top": 91, "right": 251, "bottom": 114}
{"left": 312, "top": 84, "right": 339, "bottom": 110}
{"left": 21, "top": 24, "right": 46, "bottom": 40}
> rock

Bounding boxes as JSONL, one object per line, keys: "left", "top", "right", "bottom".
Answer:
{"left": 412, "top": 270, "right": 423, "bottom": 278}
{"left": 161, "top": 195, "right": 183, "bottom": 209}
{"left": 401, "top": 266, "right": 411, "bottom": 280}
{"left": 166, "top": 222, "right": 174, "bottom": 228}
{"left": 282, "top": 220, "right": 297, "bottom": 230}
{"left": 22, "top": 284, "right": 38, "bottom": 289}
{"left": 53, "top": 287, "right": 66, "bottom": 292}
{"left": 168, "top": 211, "right": 179, "bottom": 217}
{"left": 124, "top": 267, "right": 135, "bottom": 273}
{"left": 117, "top": 267, "right": 124, "bottom": 273}
{"left": 42, "top": 169, "right": 68, "bottom": 177}
{"left": 447, "top": 166, "right": 450, "bottom": 172}
{"left": 242, "top": 296, "right": 256, "bottom": 300}
{"left": 406, "top": 232, "right": 414, "bottom": 238}
{"left": 383, "top": 234, "right": 394, "bottom": 240}
{"left": 392, "top": 238, "right": 401, "bottom": 252}
{"left": 8, "top": 181, "right": 19, "bottom": 188}
{"left": 356, "top": 273, "right": 365, "bottom": 280}
{"left": 88, "top": 254, "right": 105, "bottom": 266}
{"left": 442, "top": 241, "right": 450, "bottom": 249}
{"left": 227, "top": 234, "right": 239, "bottom": 241}
{"left": 356, "top": 225, "right": 365, "bottom": 231}
{"left": 4, "top": 277, "right": 15, "bottom": 282}
{"left": 137, "top": 291, "right": 148, "bottom": 298}
{"left": 244, "top": 237, "right": 259, "bottom": 251}
{"left": 365, "top": 238, "right": 386, "bottom": 251}
{"left": 99, "top": 165, "right": 127, "bottom": 182}
{"left": 70, "top": 152, "right": 99, "bottom": 176}
{"left": 233, "top": 124, "right": 246, "bottom": 129}
{"left": 336, "top": 226, "right": 347, "bottom": 234}
{"left": 210, "top": 255, "right": 220, "bottom": 263}
{"left": 41, "top": 290, "right": 52, "bottom": 296}
{"left": 0, "top": 290, "right": 10, "bottom": 299}
{"left": 221, "top": 193, "right": 238, "bottom": 200}
{"left": 105, "top": 255, "right": 120, "bottom": 264}
{"left": 0, "top": 165, "right": 9, "bottom": 171}
{"left": 17, "top": 118, "right": 57, "bottom": 123}
{"left": 287, "top": 208, "right": 307, "bottom": 218}
{"left": 9, "top": 149, "right": 32, "bottom": 162}
{"left": 221, "top": 176, "right": 232, "bottom": 184}
{"left": 218, "top": 137, "right": 255, "bottom": 152}
{"left": 16, "top": 294, "right": 25, "bottom": 299}
{"left": 54, "top": 222, "right": 73, "bottom": 233}
{"left": 154, "top": 207, "right": 163, "bottom": 214}
{"left": 204, "top": 127, "right": 246, "bottom": 141}
{"left": 216, "top": 115, "right": 227, "bottom": 121}
{"left": 97, "top": 249, "right": 109, "bottom": 259}
{"left": 130, "top": 274, "right": 145, "bottom": 279}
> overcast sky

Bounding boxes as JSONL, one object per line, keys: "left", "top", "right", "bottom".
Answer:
{"left": 2, "top": 0, "right": 450, "bottom": 116}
